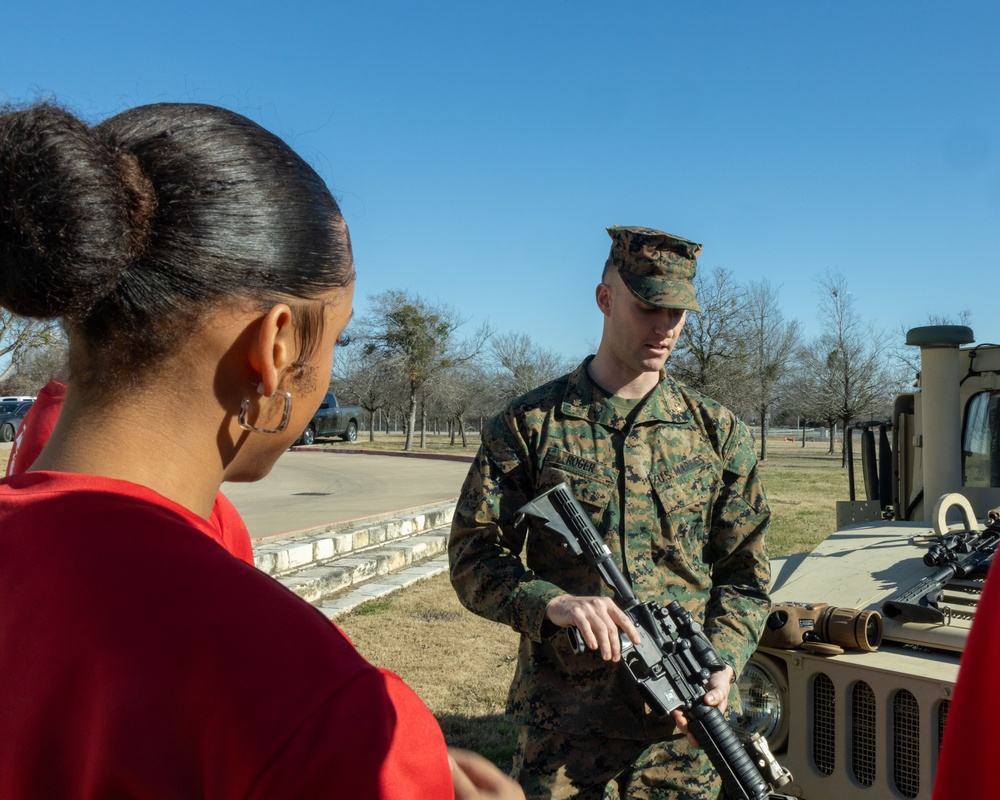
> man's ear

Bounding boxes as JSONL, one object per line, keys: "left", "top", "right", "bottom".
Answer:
{"left": 595, "top": 282, "right": 613, "bottom": 317}
{"left": 247, "top": 303, "right": 296, "bottom": 395}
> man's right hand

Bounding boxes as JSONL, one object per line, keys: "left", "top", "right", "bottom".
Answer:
{"left": 544, "top": 594, "right": 641, "bottom": 662}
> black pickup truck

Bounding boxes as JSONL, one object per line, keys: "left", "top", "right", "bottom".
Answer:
{"left": 297, "top": 390, "right": 362, "bottom": 445}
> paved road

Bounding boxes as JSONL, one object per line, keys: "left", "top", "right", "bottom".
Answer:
{"left": 222, "top": 449, "right": 475, "bottom": 540}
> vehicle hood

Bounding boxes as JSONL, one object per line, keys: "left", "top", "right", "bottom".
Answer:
{"left": 769, "top": 519, "right": 976, "bottom": 653}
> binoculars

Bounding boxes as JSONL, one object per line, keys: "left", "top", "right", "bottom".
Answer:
{"left": 760, "top": 602, "right": 883, "bottom": 655}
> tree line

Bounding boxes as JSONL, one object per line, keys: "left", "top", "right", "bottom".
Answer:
{"left": 0, "top": 271, "right": 962, "bottom": 464}
{"left": 327, "top": 272, "right": 935, "bottom": 464}
{"left": 671, "top": 268, "right": 914, "bottom": 464}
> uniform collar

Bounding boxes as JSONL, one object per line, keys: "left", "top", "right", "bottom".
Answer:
{"left": 560, "top": 357, "right": 691, "bottom": 428}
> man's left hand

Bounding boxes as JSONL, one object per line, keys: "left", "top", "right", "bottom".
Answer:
{"left": 671, "top": 665, "right": 735, "bottom": 749}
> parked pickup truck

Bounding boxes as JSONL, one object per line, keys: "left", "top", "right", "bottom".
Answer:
{"left": 297, "top": 390, "right": 362, "bottom": 445}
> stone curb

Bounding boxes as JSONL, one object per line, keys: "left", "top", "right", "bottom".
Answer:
{"left": 258, "top": 502, "right": 458, "bottom": 618}
{"left": 279, "top": 532, "right": 450, "bottom": 604}
{"left": 254, "top": 503, "right": 456, "bottom": 575}
{"left": 289, "top": 445, "right": 475, "bottom": 464}
{"left": 317, "top": 554, "right": 451, "bottom": 618}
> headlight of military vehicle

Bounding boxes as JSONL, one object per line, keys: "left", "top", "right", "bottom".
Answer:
{"left": 732, "top": 656, "right": 788, "bottom": 753}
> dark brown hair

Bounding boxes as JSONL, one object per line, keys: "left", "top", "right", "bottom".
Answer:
{"left": 0, "top": 102, "right": 354, "bottom": 389}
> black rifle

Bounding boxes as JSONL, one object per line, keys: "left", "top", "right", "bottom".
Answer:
{"left": 882, "top": 522, "right": 1000, "bottom": 624}
{"left": 516, "top": 482, "right": 791, "bottom": 800}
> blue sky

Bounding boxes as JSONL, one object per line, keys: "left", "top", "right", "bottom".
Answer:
{"left": 3, "top": 1, "right": 997, "bottom": 362}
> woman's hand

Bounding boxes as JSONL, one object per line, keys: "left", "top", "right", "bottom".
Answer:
{"left": 449, "top": 748, "right": 525, "bottom": 800}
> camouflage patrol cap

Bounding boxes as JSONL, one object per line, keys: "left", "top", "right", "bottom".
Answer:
{"left": 605, "top": 225, "right": 702, "bottom": 312}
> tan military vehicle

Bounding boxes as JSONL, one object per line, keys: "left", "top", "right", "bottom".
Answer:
{"left": 734, "top": 326, "right": 1000, "bottom": 800}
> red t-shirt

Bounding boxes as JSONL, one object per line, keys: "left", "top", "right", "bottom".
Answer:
{"left": 5, "top": 379, "right": 66, "bottom": 478}
{"left": 0, "top": 471, "right": 453, "bottom": 799}
{"left": 5, "top": 380, "right": 255, "bottom": 566}
{"left": 933, "top": 562, "right": 1000, "bottom": 798}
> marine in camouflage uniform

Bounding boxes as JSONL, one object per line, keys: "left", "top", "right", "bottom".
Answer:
{"left": 448, "top": 226, "right": 771, "bottom": 800}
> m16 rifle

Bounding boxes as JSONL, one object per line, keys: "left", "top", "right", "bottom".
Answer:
{"left": 516, "top": 482, "right": 791, "bottom": 800}
{"left": 882, "top": 521, "right": 1000, "bottom": 624}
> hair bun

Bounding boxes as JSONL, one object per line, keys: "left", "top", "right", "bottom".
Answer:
{"left": 0, "top": 102, "right": 147, "bottom": 319}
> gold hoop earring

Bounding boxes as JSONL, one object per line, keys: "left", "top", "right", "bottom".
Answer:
{"left": 239, "top": 383, "right": 293, "bottom": 435}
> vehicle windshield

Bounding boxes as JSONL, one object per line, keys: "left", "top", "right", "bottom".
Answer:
{"left": 963, "top": 390, "right": 1000, "bottom": 488}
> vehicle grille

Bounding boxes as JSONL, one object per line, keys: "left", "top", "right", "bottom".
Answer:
{"left": 811, "top": 673, "right": 950, "bottom": 798}
{"left": 893, "top": 690, "right": 920, "bottom": 798}
{"left": 852, "top": 682, "right": 877, "bottom": 786}
{"left": 938, "top": 700, "right": 949, "bottom": 753}
{"left": 813, "top": 674, "right": 836, "bottom": 775}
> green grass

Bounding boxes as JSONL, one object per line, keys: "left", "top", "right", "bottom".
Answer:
{"left": 757, "top": 440, "right": 850, "bottom": 556}
{"left": 347, "top": 599, "right": 395, "bottom": 615}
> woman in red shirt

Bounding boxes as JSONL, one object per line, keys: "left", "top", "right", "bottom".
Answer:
{"left": 0, "top": 101, "right": 519, "bottom": 800}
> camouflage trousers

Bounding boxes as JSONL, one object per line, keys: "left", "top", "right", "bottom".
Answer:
{"left": 511, "top": 725, "right": 720, "bottom": 800}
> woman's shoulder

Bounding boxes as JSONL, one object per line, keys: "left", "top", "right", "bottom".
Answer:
{"left": 0, "top": 470, "right": 372, "bottom": 680}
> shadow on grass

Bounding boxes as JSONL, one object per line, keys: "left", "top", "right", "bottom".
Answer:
{"left": 437, "top": 713, "right": 519, "bottom": 770}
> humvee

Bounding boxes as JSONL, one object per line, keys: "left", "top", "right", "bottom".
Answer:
{"left": 734, "top": 326, "right": 1000, "bottom": 799}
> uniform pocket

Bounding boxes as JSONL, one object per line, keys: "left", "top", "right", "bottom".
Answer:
{"left": 649, "top": 462, "right": 720, "bottom": 585}
{"left": 539, "top": 449, "right": 613, "bottom": 511}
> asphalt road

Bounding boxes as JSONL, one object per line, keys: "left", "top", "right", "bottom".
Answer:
{"left": 222, "top": 449, "right": 475, "bottom": 541}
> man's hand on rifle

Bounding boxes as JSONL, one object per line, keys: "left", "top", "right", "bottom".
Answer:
{"left": 671, "top": 665, "right": 736, "bottom": 749}
{"left": 544, "top": 594, "right": 642, "bottom": 662}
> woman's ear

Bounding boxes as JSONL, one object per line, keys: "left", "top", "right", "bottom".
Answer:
{"left": 247, "top": 303, "right": 296, "bottom": 395}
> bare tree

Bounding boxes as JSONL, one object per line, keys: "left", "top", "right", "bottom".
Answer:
{"left": 795, "top": 339, "right": 848, "bottom": 453}
{"left": 742, "top": 280, "right": 802, "bottom": 460}
{"left": 671, "top": 265, "right": 749, "bottom": 411}
{"left": 356, "top": 290, "right": 491, "bottom": 451}
{"left": 0, "top": 313, "right": 61, "bottom": 386}
{"left": 331, "top": 346, "right": 405, "bottom": 442}
{"left": 488, "top": 331, "right": 572, "bottom": 407}
{"left": 431, "top": 362, "right": 492, "bottom": 448}
{"left": 0, "top": 327, "right": 68, "bottom": 395}
{"left": 812, "top": 271, "right": 898, "bottom": 466}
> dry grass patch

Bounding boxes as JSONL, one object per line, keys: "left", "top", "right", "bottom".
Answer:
{"left": 338, "top": 574, "right": 520, "bottom": 765}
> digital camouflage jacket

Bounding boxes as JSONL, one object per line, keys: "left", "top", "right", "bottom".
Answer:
{"left": 448, "top": 358, "right": 771, "bottom": 740}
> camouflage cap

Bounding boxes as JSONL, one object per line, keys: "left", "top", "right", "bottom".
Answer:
{"left": 605, "top": 225, "right": 702, "bottom": 312}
